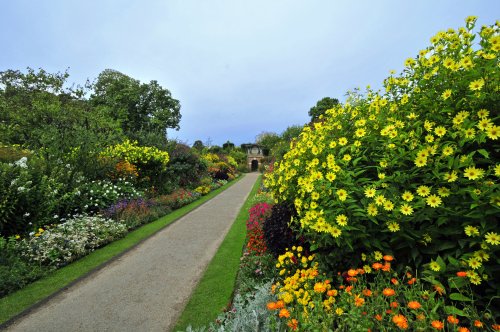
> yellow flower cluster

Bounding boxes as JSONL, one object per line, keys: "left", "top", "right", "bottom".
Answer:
{"left": 102, "top": 140, "right": 170, "bottom": 169}
{"left": 265, "top": 18, "right": 499, "bottom": 286}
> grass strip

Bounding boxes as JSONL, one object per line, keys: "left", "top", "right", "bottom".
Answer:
{"left": 173, "top": 174, "right": 262, "bottom": 331}
{"left": 0, "top": 176, "right": 244, "bottom": 326}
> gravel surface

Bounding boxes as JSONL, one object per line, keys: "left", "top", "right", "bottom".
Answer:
{"left": 5, "top": 173, "right": 259, "bottom": 332}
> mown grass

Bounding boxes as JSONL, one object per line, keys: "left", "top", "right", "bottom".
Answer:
{"left": 0, "top": 176, "right": 243, "bottom": 326}
{"left": 173, "top": 174, "right": 262, "bottom": 331}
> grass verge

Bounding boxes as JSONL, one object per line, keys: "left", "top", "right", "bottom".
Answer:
{"left": 173, "top": 174, "right": 262, "bottom": 331}
{"left": 0, "top": 175, "right": 244, "bottom": 326}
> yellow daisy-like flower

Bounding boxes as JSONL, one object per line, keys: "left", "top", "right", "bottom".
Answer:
{"left": 336, "top": 189, "right": 348, "bottom": 201}
{"left": 429, "top": 261, "right": 441, "bottom": 272}
{"left": 463, "top": 166, "right": 484, "bottom": 180}
{"left": 336, "top": 214, "right": 348, "bottom": 227}
{"left": 443, "top": 171, "right": 458, "bottom": 182}
{"left": 400, "top": 204, "right": 414, "bottom": 216}
{"left": 330, "top": 227, "right": 342, "bottom": 238}
{"left": 383, "top": 200, "right": 394, "bottom": 211}
{"left": 468, "top": 257, "right": 482, "bottom": 270}
{"left": 494, "top": 165, "right": 500, "bottom": 177}
{"left": 485, "top": 232, "right": 500, "bottom": 246}
{"left": 486, "top": 125, "right": 499, "bottom": 140}
{"left": 355, "top": 128, "right": 366, "bottom": 137}
{"left": 311, "top": 192, "right": 320, "bottom": 200}
{"left": 367, "top": 203, "right": 378, "bottom": 216}
{"left": 477, "top": 109, "right": 489, "bottom": 118}
{"left": 426, "top": 195, "right": 442, "bottom": 208}
{"left": 464, "top": 225, "right": 480, "bottom": 237}
{"left": 338, "top": 137, "right": 348, "bottom": 146}
{"left": 477, "top": 118, "right": 492, "bottom": 131}
{"left": 416, "top": 185, "right": 431, "bottom": 197}
{"left": 441, "top": 89, "right": 452, "bottom": 100}
{"left": 374, "top": 251, "right": 383, "bottom": 260}
{"left": 374, "top": 195, "right": 386, "bottom": 206}
{"left": 401, "top": 191, "right": 414, "bottom": 202}
{"left": 442, "top": 146, "right": 454, "bottom": 156}
{"left": 378, "top": 173, "right": 386, "bottom": 179}
{"left": 469, "top": 78, "right": 485, "bottom": 91}
{"left": 414, "top": 156, "right": 427, "bottom": 167}
{"left": 469, "top": 273, "right": 482, "bottom": 285}
{"left": 364, "top": 187, "right": 376, "bottom": 198}
{"left": 387, "top": 222, "right": 400, "bottom": 232}
{"left": 343, "top": 154, "right": 352, "bottom": 161}
{"left": 326, "top": 172, "right": 336, "bottom": 181}
{"left": 437, "top": 187, "right": 450, "bottom": 197}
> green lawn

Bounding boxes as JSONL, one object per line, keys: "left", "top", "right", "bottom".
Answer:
{"left": 0, "top": 176, "right": 243, "bottom": 326}
{"left": 173, "top": 174, "right": 262, "bottom": 331}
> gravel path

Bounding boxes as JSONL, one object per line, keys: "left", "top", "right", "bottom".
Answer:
{"left": 4, "top": 173, "right": 259, "bottom": 332}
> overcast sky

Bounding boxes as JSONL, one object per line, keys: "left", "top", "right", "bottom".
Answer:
{"left": 1, "top": 1, "right": 498, "bottom": 146}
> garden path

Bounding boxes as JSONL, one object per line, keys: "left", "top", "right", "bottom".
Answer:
{"left": 5, "top": 173, "right": 259, "bottom": 332}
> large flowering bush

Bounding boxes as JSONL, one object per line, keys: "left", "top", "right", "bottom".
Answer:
{"left": 265, "top": 18, "right": 499, "bottom": 304}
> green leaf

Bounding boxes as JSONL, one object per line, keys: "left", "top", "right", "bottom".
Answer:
{"left": 477, "top": 149, "right": 489, "bottom": 159}
{"left": 444, "top": 305, "right": 467, "bottom": 317}
{"left": 448, "top": 276, "right": 468, "bottom": 289}
{"left": 449, "top": 293, "right": 473, "bottom": 302}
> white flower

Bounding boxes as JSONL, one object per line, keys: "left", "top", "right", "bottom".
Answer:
{"left": 14, "top": 157, "right": 28, "bottom": 168}
{"left": 24, "top": 212, "right": 30, "bottom": 217}
{"left": 53, "top": 215, "right": 59, "bottom": 219}
{"left": 17, "top": 186, "right": 26, "bottom": 192}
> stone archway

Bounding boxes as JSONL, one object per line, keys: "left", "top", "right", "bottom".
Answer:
{"left": 251, "top": 159, "right": 259, "bottom": 172}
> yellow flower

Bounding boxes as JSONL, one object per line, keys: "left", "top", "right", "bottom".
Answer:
{"left": 383, "top": 200, "right": 394, "bottom": 211}
{"left": 443, "top": 171, "right": 458, "bottom": 182}
{"left": 326, "top": 172, "right": 336, "bottom": 181}
{"left": 400, "top": 204, "right": 414, "bottom": 216}
{"left": 414, "top": 156, "right": 427, "bottom": 167}
{"left": 416, "top": 185, "right": 431, "bottom": 197}
{"left": 495, "top": 164, "right": 500, "bottom": 177}
{"left": 442, "top": 146, "right": 454, "bottom": 156}
{"left": 477, "top": 118, "right": 492, "bottom": 131}
{"left": 426, "top": 195, "right": 442, "bottom": 208}
{"left": 330, "top": 227, "right": 342, "bottom": 238}
{"left": 343, "top": 154, "right": 351, "bottom": 161}
{"left": 486, "top": 125, "right": 499, "bottom": 140}
{"left": 387, "top": 222, "right": 400, "bottom": 232}
{"left": 429, "top": 261, "right": 441, "bottom": 272}
{"left": 335, "top": 308, "right": 344, "bottom": 315}
{"left": 374, "top": 195, "right": 386, "bottom": 206}
{"left": 437, "top": 187, "right": 450, "bottom": 197}
{"left": 464, "top": 225, "right": 480, "bottom": 237}
{"left": 434, "top": 126, "right": 446, "bottom": 137}
{"left": 401, "top": 191, "right": 414, "bottom": 202}
{"left": 355, "top": 128, "right": 366, "bottom": 137}
{"left": 477, "top": 109, "right": 489, "bottom": 118}
{"left": 364, "top": 187, "right": 376, "bottom": 198}
{"left": 336, "top": 214, "right": 348, "bottom": 226}
{"left": 336, "top": 189, "right": 347, "bottom": 201}
{"left": 463, "top": 166, "right": 484, "bottom": 180}
{"left": 338, "top": 137, "right": 348, "bottom": 146}
{"left": 469, "top": 78, "right": 485, "bottom": 91}
{"left": 485, "top": 232, "right": 500, "bottom": 245}
{"left": 367, "top": 203, "right": 378, "bottom": 216}
{"left": 468, "top": 257, "right": 482, "bottom": 270}
{"left": 441, "top": 89, "right": 452, "bottom": 100}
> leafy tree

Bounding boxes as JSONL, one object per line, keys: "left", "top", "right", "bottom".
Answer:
{"left": 90, "top": 69, "right": 181, "bottom": 147}
{"left": 192, "top": 140, "right": 204, "bottom": 151}
{"left": 222, "top": 140, "right": 235, "bottom": 150}
{"left": 308, "top": 97, "right": 339, "bottom": 121}
{"left": 255, "top": 132, "right": 280, "bottom": 156}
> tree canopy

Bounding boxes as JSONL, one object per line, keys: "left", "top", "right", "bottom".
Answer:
{"left": 308, "top": 97, "right": 339, "bottom": 121}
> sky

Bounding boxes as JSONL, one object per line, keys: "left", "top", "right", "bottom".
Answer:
{"left": 1, "top": 1, "right": 499, "bottom": 147}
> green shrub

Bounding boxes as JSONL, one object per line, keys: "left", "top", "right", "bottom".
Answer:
{"left": 265, "top": 17, "right": 499, "bottom": 307}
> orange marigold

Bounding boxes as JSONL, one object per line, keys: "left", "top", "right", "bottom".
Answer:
{"left": 456, "top": 271, "right": 468, "bottom": 277}
{"left": 458, "top": 327, "right": 470, "bottom": 332}
{"left": 279, "top": 308, "right": 290, "bottom": 318}
{"left": 493, "top": 324, "right": 500, "bottom": 331}
{"left": 447, "top": 315, "right": 459, "bottom": 325}
{"left": 267, "top": 302, "right": 277, "bottom": 310}
{"left": 392, "top": 314, "right": 408, "bottom": 330}
{"left": 287, "top": 318, "right": 298, "bottom": 330}
{"left": 407, "top": 301, "right": 421, "bottom": 309}
{"left": 275, "top": 300, "right": 285, "bottom": 309}
{"left": 347, "top": 269, "right": 358, "bottom": 277}
{"left": 354, "top": 295, "right": 365, "bottom": 307}
{"left": 474, "top": 320, "right": 484, "bottom": 327}
{"left": 363, "top": 289, "right": 372, "bottom": 297}
{"left": 407, "top": 277, "right": 417, "bottom": 285}
{"left": 431, "top": 320, "right": 445, "bottom": 330}
{"left": 372, "top": 262, "right": 383, "bottom": 270}
{"left": 383, "top": 255, "right": 394, "bottom": 261}
{"left": 383, "top": 288, "right": 396, "bottom": 297}
{"left": 391, "top": 278, "right": 399, "bottom": 285}
{"left": 434, "top": 285, "right": 445, "bottom": 295}
{"left": 382, "top": 263, "right": 391, "bottom": 272}
{"left": 390, "top": 301, "right": 399, "bottom": 308}
{"left": 375, "top": 314, "right": 383, "bottom": 321}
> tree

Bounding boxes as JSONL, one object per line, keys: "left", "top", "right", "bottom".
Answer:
{"left": 222, "top": 140, "right": 235, "bottom": 150}
{"left": 192, "top": 140, "right": 204, "bottom": 151}
{"left": 308, "top": 97, "right": 339, "bottom": 121}
{"left": 90, "top": 69, "right": 181, "bottom": 147}
{"left": 255, "top": 131, "right": 280, "bottom": 156}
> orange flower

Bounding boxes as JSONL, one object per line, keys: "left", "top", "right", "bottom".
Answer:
{"left": 390, "top": 301, "right": 399, "bottom": 308}
{"left": 407, "top": 301, "right": 421, "bottom": 309}
{"left": 383, "top": 255, "right": 394, "bottom": 261}
{"left": 456, "top": 271, "right": 467, "bottom": 277}
{"left": 354, "top": 296, "right": 365, "bottom": 307}
{"left": 275, "top": 300, "right": 285, "bottom": 309}
{"left": 347, "top": 277, "right": 358, "bottom": 283}
{"left": 391, "top": 278, "right": 399, "bottom": 285}
{"left": 279, "top": 308, "right": 290, "bottom": 318}
{"left": 493, "top": 324, "right": 500, "bottom": 331}
{"left": 416, "top": 314, "right": 426, "bottom": 321}
{"left": 392, "top": 314, "right": 408, "bottom": 329}
{"left": 347, "top": 269, "right": 358, "bottom": 277}
{"left": 363, "top": 289, "right": 372, "bottom": 297}
{"left": 458, "top": 327, "right": 470, "bottom": 332}
{"left": 383, "top": 288, "right": 396, "bottom": 297}
{"left": 345, "top": 285, "right": 353, "bottom": 293}
{"left": 314, "top": 282, "right": 327, "bottom": 293}
{"left": 372, "top": 262, "right": 383, "bottom": 270}
{"left": 407, "top": 277, "right": 417, "bottom": 285}
{"left": 447, "top": 315, "right": 459, "bottom": 325}
{"left": 356, "top": 268, "right": 365, "bottom": 275}
{"left": 374, "top": 314, "right": 383, "bottom": 321}
{"left": 474, "top": 320, "right": 484, "bottom": 327}
{"left": 267, "top": 302, "right": 277, "bottom": 310}
{"left": 287, "top": 318, "right": 298, "bottom": 330}
{"left": 327, "top": 289, "right": 338, "bottom": 297}
{"left": 386, "top": 309, "right": 393, "bottom": 314}
{"left": 431, "top": 320, "right": 445, "bottom": 330}
{"left": 382, "top": 263, "right": 391, "bottom": 272}
{"left": 433, "top": 285, "right": 445, "bottom": 296}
